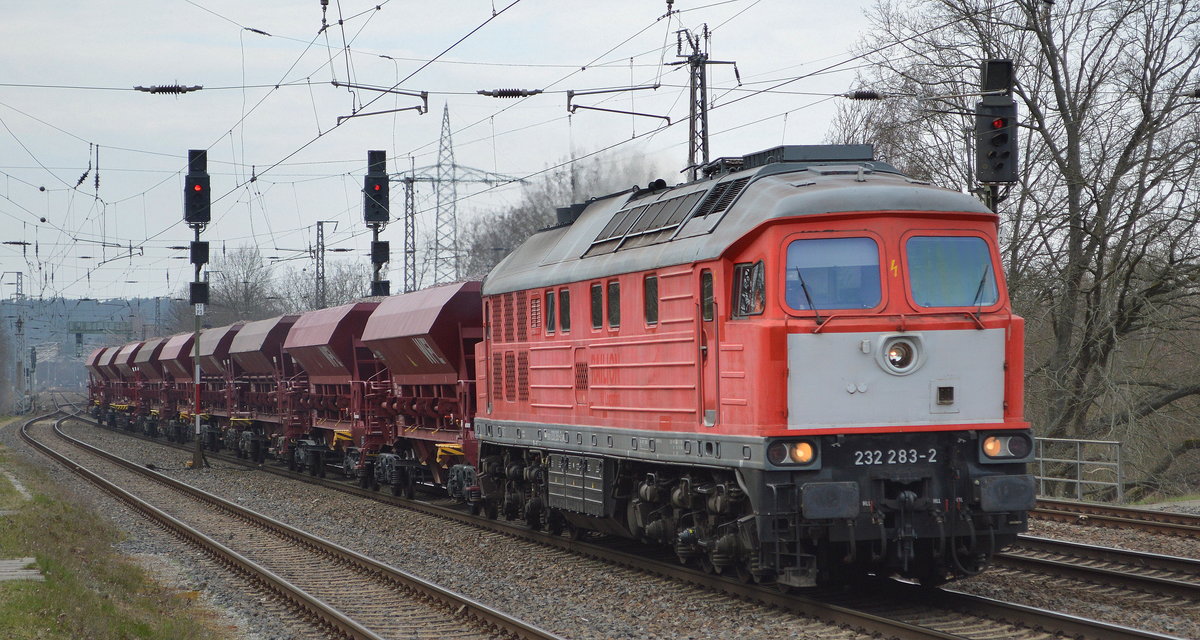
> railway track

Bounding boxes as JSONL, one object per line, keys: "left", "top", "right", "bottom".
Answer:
{"left": 997, "top": 536, "right": 1200, "bottom": 601}
{"left": 59, "top": 409, "right": 1193, "bottom": 640}
{"left": 21, "top": 410, "right": 561, "bottom": 640}
{"left": 1034, "top": 498, "right": 1200, "bottom": 537}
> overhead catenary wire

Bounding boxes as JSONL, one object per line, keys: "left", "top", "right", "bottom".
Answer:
{"left": 4, "top": 0, "right": 1022, "bottom": 301}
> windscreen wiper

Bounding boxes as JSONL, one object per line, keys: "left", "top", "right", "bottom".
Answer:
{"left": 794, "top": 267, "right": 824, "bottom": 326}
{"left": 968, "top": 265, "right": 991, "bottom": 329}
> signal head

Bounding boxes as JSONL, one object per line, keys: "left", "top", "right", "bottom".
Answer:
{"left": 974, "top": 99, "right": 1019, "bottom": 184}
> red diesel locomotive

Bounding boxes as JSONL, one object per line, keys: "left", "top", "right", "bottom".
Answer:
{"left": 85, "top": 144, "right": 1033, "bottom": 588}
{"left": 472, "top": 144, "right": 1033, "bottom": 587}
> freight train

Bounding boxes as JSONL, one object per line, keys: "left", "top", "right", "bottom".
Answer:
{"left": 85, "top": 144, "right": 1035, "bottom": 588}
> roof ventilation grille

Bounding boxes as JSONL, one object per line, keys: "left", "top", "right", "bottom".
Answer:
{"left": 693, "top": 177, "right": 750, "bottom": 218}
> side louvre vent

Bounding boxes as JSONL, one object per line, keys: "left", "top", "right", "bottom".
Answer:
{"left": 504, "top": 352, "right": 516, "bottom": 402}
{"left": 693, "top": 177, "right": 750, "bottom": 218}
{"left": 516, "top": 293, "right": 529, "bottom": 341}
{"left": 530, "top": 296, "right": 541, "bottom": 330}
{"left": 574, "top": 362, "right": 589, "bottom": 390}
{"left": 490, "top": 299, "right": 502, "bottom": 343}
{"left": 502, "top": 293, "right": 514, "bottom": 343}
{"left": 491, "top": 353, "right": 503, "bottom": 401}
{"left": 517, "top": 351, "right": 529, "bottom": 402}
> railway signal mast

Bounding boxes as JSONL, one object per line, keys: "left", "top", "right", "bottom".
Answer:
{"left": 363, "top": 150, "right": 390, "bottom": 297}
{"left": 974, "top": 59, "right": 1019, "bottom": 210}
{"left": 184, "top": 149, "right": 211, "bottom": 470}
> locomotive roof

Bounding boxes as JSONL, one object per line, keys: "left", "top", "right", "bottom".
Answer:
{"left": 481, "top": 150, "right": 993, "bottom": 295}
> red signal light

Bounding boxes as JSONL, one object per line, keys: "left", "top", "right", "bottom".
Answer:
{"left": 192, "top": 183, "right": 204, "bottom": 192}
{"left": 372, "top": 184, "right": 382, "bottom": 191}
{"left": 991, "top": 117, "right": 1006, "bottom": 129}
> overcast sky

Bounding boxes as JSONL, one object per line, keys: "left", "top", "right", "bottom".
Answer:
{"left": 0, "top": 0, "right": 874, "bottom": 301}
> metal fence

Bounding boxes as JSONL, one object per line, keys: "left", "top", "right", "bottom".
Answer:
{"left": 1034, "top": 437, "right": 1125, "bottom": 502}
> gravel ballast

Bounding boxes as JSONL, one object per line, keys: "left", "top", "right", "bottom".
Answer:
{"left": 13, "top": 416, "right": 1200, "bottom": 639}
{"left": 22, "top": 419, "right": 873, "bottom": 640}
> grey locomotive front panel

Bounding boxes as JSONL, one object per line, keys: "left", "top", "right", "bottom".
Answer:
{"left": 787, "top": 329, "right": 1006, "bottom": 429}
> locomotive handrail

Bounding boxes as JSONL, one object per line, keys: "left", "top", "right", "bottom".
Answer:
{"left": 809, "top": 310, "right": 1003, "bottom": 333}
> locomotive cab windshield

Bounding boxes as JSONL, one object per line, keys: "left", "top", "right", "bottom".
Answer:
{"left": 905, "top": 235, "right": 998, "bottom": 308}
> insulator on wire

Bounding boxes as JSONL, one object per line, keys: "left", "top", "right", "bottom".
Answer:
{"left": 844, "top": 90, "right": 884, "bottom": 100}
{"left": 133, "top": 85, "right": 203, "bottom": 94}
{"left": 477, "top": 88, "right": 543, "bottom": 98}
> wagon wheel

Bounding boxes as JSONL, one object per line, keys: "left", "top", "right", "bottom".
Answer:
{"left": 733, "top": 561, "right": 754, "bottom": 584}
{"left": 403, "top": 470, "right": 415, "bottom": 499}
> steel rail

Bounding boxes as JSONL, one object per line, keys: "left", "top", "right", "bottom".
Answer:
{"left": 68, "top": 411, "right": 1190, "bottom": 640}
{"left": 20, "top": 411, "right": 387, "bottom": 640}
{"left": 998, "top": 535, "right": 1200, "bottom": 600}
{"left": 28, "top": 412, "right": 562, "bottom": 640}
{"left": 1034, "top": 499, "right": 1200, "bottom": 537}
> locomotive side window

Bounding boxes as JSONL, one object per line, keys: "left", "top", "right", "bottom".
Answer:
{"left": 906, "top": 236, "right": 998, "bottom": 308}
{"left": 701, "top": 271, "right": 714, "bottom": 321}
{"left": 607, "top": 280, "right": 621, "bottom": 328}
{"left": 644, "top": 275, "right": 659, "bottom": 325}
{"left": 559, "top": 289, "right": 571, "bottom": 331}
{"left": 785, "top": 237, "right": 881, "bottom": 310}
{"left": 591, "top": 283, "right": 604, "bottom": 329}
{"left": 545, "top": 290, "right": 556, "bottom": 333}
{"left": 732, "top": 261, "right": 765, "bottom": 317}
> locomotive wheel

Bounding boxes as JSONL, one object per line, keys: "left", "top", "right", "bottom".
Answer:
{"left": 390, "top": 481, "right": 402, "bottom": 497}
{"left": 525, "top": 510, "right": 542, "bottom": 531}
{"left": 468, "top": 501, "right": 482, "bottom": 517}
{"left": 547, "top": 510, "right": 565, "bottom": 537}
{"left": 733, "top": 562, "right": 754, "bottom": 584}
{"left": 566, "top": 524, "right": 584, "bottom": 541}
{"left": 483, "top": 499, "right": 498, "bottom": 520}
{"left": 287, "top": 454, "right": 296, "bottom": 472}
{"left": 403, "top": 473, "right": 414, "bottom": 499}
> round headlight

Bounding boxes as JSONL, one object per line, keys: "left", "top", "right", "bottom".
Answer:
{"left": 1007, "top": 434, "right": 1031, "bottom": 458}
{"left": 886, "top": 340, "right": 915, "bottom": 370}
{"left": 982, "top": 436, "right": 1003, "bottom": 457}
{"left": 767, "top": 441, "right": 789, "bottom": 465}
{"left": 790, "top": 441, "right": 815, "bottom": 464}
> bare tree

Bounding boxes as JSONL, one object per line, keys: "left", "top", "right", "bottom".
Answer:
{"left": 204, "top": 245, "right": 282, "bottom": 326}
{"left": 460, "top": 151, "right": 665, "bottom": 280}
{"left": 832, "top": 0, "right": 1200, "bottom": 490}
{"left": 273, "top": 259, "right": 372, "bottom": 313}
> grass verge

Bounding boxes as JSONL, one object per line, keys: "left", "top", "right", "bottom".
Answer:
{"left": 0, "top": 428, "right": 238, "bottom": 640}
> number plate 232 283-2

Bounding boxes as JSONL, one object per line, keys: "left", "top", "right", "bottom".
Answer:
{"left": 853, "top": 448, "right": 938, "bottom": 466}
